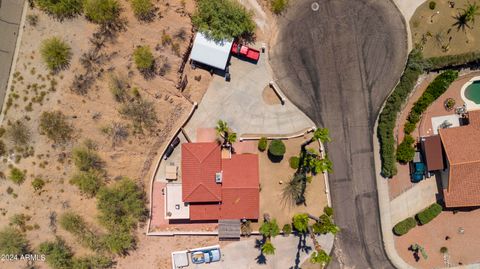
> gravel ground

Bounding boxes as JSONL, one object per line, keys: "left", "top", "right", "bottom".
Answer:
{"left": 269, "top": 0, "right": 408, "bottom": 268}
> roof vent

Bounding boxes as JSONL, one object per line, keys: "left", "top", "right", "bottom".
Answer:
{"left": 215, "top": 171, "right": 223, "bottom": 184}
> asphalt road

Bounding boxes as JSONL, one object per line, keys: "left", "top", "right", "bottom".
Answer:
{"left": 269, "top": 0, "right": 407, "bottom": 268}
{"left": 0, "top": 0, "right": 24, "bottom": 111}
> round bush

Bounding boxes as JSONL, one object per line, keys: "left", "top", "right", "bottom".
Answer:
{"left": 133, "top": 46, "right": 154, "bottom": 71}
{"left": 289, "top": 156, "right": 299, "bottom": 169}
{"left": 440, "top": 246, "right": 448, "bottom": 253}
{"left": 429, "top": 1, "right": 436, "bottom": 10}
{"left": 35, "top": 0, "right": 83, "bottom": 19}
{"left": 393, "top": 217, "right": 417, "bottom": 236}
{"left": 416, "top": 203, "right": 442, "bottom": 225}
{"left": 282, "top": 224, "right": 292, "bottom": 235}
{"left": 258, "top": 137, "right": 267, "bottom": 152}
{"left": 268, "top": 140, "right": 286, "bottom": 157}
{"left": 131, "top": 0, "right": 154, "bottom": 21}
{"left": 84, "top": 0, "right": 120, "bottom": 24}
{"left": 40, "top": 37, "right": 72, "bottom": 72}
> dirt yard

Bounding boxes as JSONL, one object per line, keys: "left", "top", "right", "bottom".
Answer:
{"left": 253, "top": 133, "right": 328, "bottom": 230}
{"left": 0, "top": 0, "right": 215, "bottom": 268}
{"left": 410, "top": 0, "right": 480, "bottom": 58}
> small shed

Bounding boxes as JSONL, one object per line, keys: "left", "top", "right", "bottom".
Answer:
{"left": 190, "top": 32, "right": 233, "bottom": 70}
{"left": 218, "top": 219, "right": 241, "bottom": 240}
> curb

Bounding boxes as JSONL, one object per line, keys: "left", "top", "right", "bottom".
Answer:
{"left": 0, "top": 0, "right": 28, "bottom": 124}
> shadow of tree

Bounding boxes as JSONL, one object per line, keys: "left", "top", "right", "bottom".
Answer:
{"left": 255, "top": 238, "right": 267, "bottom": 264}
{"left": 290, "top": 233, "right": 312, "bottom": 269}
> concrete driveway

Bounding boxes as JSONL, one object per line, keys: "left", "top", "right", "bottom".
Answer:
{"left": 184, "top": 51, "right": 314, "bottom": 142}
{"left": 188, "top": 234, "right": 334, "bottom": 269}
{"left": 0, "top": 0, "right": 24, "bottom": 112}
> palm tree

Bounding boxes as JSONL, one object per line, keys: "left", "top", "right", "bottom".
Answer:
{"left": 259, "top": 219, "right": 280, "bottom": 238}
{"left": 464, "top": 1, "right": 480, "bottom": 24}
{"left": 310, "top": 250, "right": 332, "bottom": 267}
{"left": 292, "top": 213, "right": 309, "bottom": 233}
{"left": 215, "top": 119, "right": 237, "bottom": 148}
{"left": 318, "top": 156, "right": 333, "bottom": 173}
{"left": 453, "top": 12, "right": 472, "bottom": 32}
{"left": 261, "top": 239, "right": 275, "bottom": 255}
{"left": 313, "top": 128, "right": 331, "bottom": 143}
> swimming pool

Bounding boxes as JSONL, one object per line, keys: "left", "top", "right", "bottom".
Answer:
{"left": 465, "top": 81, "right": 480, "bottom": 104}
{"left": 461, "top": 77, "right": 480, "bottom": 110}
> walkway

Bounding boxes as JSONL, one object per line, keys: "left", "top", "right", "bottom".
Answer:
{"left": 184, "top": 233, "right": 334, "bottom": 269}
{"left": 184, "top": 52, "right": 314, "bottom": 142}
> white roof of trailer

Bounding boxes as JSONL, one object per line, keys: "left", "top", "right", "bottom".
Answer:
{"left": 190, "top": 32, "right": 233, "bottom": 70}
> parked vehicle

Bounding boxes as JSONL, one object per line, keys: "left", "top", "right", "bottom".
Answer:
{"left": 191, "top": 249, "right": 221, "bottom": 264}
{"left": 231, "top": 42, "right": 260, "bottom": 61}
{"left": 164, "top": 137, "right": 181, "bottom": 160}
{"left": 410, "top": 151, "right": 426, "bottom": 183}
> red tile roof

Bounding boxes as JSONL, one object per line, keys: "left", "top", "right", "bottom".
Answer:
{"left": 420, "top": 135, "right": 445, "bottom": 171}
{"left": 182, "top": 143, "right": 222, "bottom": 202}
{"left": 182, "top": 143, "right": 259, "bottom": 220}
{"left": 439, "top": 110, "right": 480, "bottom": 207}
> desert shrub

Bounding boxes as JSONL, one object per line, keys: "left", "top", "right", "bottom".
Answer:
{"left": 396, "top": 135, "right": 416, "bottom": 163}
{"left": 102, "top": 122, "right": 129, "bottom": 147}
{"left": 109, "top": 73, "right": 129, "bottom": 102}
{"left": 72, "top": 255, "right": 113, "bottom": 269}
{"left": 97, "top": 177, "right": 147, "bottom": 232}
{"left": 282, "top": 224, "right": 292, "bottom": 235}
{"left": 258, "top": 137, "right": 267, "bottom": 151}
{"left": 10, "top": 214, "right": 31, "bottom": 232}
{"left": 35, "top": 0, "right": 83, "bottom": 20}
{"left": 6, "top": 120, "right": 31, "bottom": 146}
{"left": 0, "top": 227, "right": 29, "bottom": 255}
{"left": 119, "top": 99, "right": 157, "bottom": 131}
{"left": 39, "top": 111, "right": 74, "bottom": 144}
{"left": 72, "top": 146, "right": 103, "bottom": 172}
{"left": 289, "top": 156, "right": 299, "bottom": 169}
{"left": 84, "top": 0, "right": 121, "bottom": 24}
{"left": 403, "top": 122, "right": 416, "bottom": 134}
{"left": 130, "top": 0, "right": 154, "bottom": 21}
{"left": 416, "top": 203, "right": 442, "bottom": 225}
{"left": 377, "top": 49, "right": 425, "bottom": 177}
{"left": 323, "top": 206, "right": 334, "bottom": 217}
{"left": 26, "top": 14, "right": 39, "bottom": 26}
{"left": 393, "top": 217, "right": 417, "bottom": 236}
{"left": 268, "top": 140, "right": 286, "bottom": 157}
{"left": 38, "top": 237, "right": 73, "bottom": 269}
{"left": 271, "top": 0, "right": 288, "bottom": 14}
{"left": 40, "top": 37, "right": 72, "bottom": 72}
{"left": 133, "top": 46, "right": 155, "bottom": 73}
{"left": 0, "top": 140, "right": 6, "bottom": 156}
{"left": 102, "top": 230, "right": 135, "bottom": 255}
{"left": 192, "top": 0, "right": 255, "bottom": 41}
{"left": 60, "top": 212, "right": 104, "bottom": 251}
{"left": 32, "top": 177, "right": 46, "bottom": 191}
{"left": 70, "top": 170, "right": 104, "bottom": 197}
{"left": 440, "top": 246, "right": 448, "bottom": 253}
{"left": 9, "top": 167, "right": 26, "bottom": 185}
{"left": 429, "top": 1, "right": 436, "bottom": 10}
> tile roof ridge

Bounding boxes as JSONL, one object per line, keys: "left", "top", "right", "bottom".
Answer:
{"left": 185, "top": 183, "right": 221, "bottom": 201}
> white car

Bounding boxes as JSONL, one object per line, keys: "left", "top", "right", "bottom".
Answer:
{"left": 191, "top": 249, "right": 221, "bottom": 264}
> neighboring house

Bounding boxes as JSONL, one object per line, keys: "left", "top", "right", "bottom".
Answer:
{"left": 438, "top": 110, "right": 480, "bottom": 208}
{"left": 166, "top": 142, "right": 259, "bottom": 221}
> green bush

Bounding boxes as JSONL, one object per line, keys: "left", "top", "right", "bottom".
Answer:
{"left": 404, "top": 122, "right": 416, "bottom": 134}
{"left": 32, "top": 177, "right": 45, "bottom": 191}
{"left": 84, "top": 0, "right": 121, "bottom": 24}
{"left": 429, "top": 1, "right": 436, "bottom": 10}
{"left": 393, "top": 217, "right": 417, "bottom": 236}
{"left": 9, "top": 167, "right": 25, "bottom": 185}
{"left": 39, "top": 111, "right": 74, "bottom": 144}
{"left": 268, "top": 140, "right": 286, "bottom": 157}
{"left": 271, "top": 0, "right": 288, "bottom": 14}
{"left": 323, "top": 206, "right": 334, "bottom": 217}
{"left": 130, "top": 0, "right": 154, "bottom": 21}
{"left": 289, "top": 156, "right": 299, "bottom": 169}
{"left": 70, "top": 170, "right": 104, "bottom": 197}
{"left": 378, "top": 49, "right": 424, "bottom": 177}
{"left": 102, "top": 230, "right": 135, "bottom": 255}
{"left": 396, "top": 135, "right": 416, "bottom": 163}
{"left": 60, "top": 212, "right": 104, "bottom": 251}
{"left": 259, "top": 219, "right": 280, "bottom": 238}
{"left": 192, "top": 0, "right": 255, "bottom": 41}
{"left": 35, "top": 0, "right": 83, "bottom": 20}
{"left": 133, "top": 46, "right": 154, "bottom": 72}
{"left": 426, "top": 51, "right": 480, "bottom": 70}
{"left": 0, "top": 227, "right": 29, "bottom": 255}
{"left": 416, "top": 203, "right": 442, "bottom": 225}
{"left": 40, "top": 37, "right": 72, "bottom": 72}
{"left": 38, "top": 238, "right": 73, "bottom": 269}
{"left": 258, "top": 137, "right": 268, "bottom": 152}
{"left": 282, "top": 224, "right": 292, "bottom": 235}
{"left": 97, "top": 177, "right": 147, "bottom": 231}
{"left": 72, "top": 146, "right": 103, "bottom": 172}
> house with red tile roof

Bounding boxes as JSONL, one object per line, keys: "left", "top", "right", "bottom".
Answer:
{"left": 438, "top": 110, "right": 480, "bottom": 208}
{"left": 169, "top": 142, "right": 259, "bottom": 221}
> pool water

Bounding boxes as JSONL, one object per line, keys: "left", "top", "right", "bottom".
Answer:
{"left": 465, "top": 81, "right": 480, "bottom": 104}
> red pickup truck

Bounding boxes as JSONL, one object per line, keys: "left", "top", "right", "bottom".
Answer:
{"left": 231, "top": 42, "right": 260, "bottom": 61}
